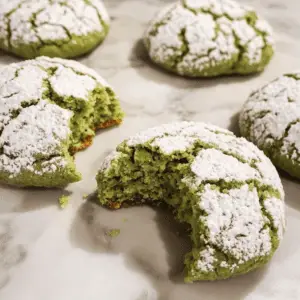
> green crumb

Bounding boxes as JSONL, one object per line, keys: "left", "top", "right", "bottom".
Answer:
{"left": 0, "top": 57, "right": 124, "bottom": 188}
{"left": 59, "top": 195, "right": 70, "bottom": 209}
{"left": 107, "top": 229, "right": 120, "bottom": 238}
{"left": 123, "top": 218, "right": 128, "bottom": 222}
{"left": 82, "top": 194, "right": 88, "bottom": 200}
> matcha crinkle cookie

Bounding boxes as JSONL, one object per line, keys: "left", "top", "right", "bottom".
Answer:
{"left": 0, "top": 56, "right": 123, "bottom": 187}
{"left": 96, "top": 122, "right": 285, "bottom": 281}
{"left": 144, "top": 0, "right": 274, "bottom": 77}
{"left": 240, "top": 72, "right": 300, "bottom": 179}
{"left": 0, "top": 0, "right": 110, "bottom": 59}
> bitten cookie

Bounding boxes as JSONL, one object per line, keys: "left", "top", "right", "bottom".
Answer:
{"left": 144, "top": 0, "right": 274, "bottom": 77}
{"left": 0, "top": 0, "right": 110, "bottom": 59}
{"left": 0, "top": 56, "right": 123, "bottom": 187}
{"left": 96, "top": 122, "right": 285, "bottom": 282}
{"left": 240, "top": 72, "right": 300, "bottom": 179}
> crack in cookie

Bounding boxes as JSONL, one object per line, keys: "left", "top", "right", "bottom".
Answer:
{"left": 144, "top": 0, "right": 274, "bottom": 77}
{"left": 0, "top": 57, "right": 124, "bottom": 187}
{"left": 0, "top": 0, "right": 110, "bottom": 58}
{"left": 96, "top": 121, "right": 285, "bottom": 281}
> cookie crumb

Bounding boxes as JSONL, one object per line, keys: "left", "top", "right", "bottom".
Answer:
{"left": 59, "top": 195, "right": 70, "bottom": 209}
{"left": 107, "top": 229, "right": 120, "bottom": 238}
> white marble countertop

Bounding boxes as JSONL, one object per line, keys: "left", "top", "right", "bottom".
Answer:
{"left": 1, "top": 1, "right": 300, "bottom": 299}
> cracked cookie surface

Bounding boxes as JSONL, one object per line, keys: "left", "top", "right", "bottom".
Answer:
{"left": 240, "top": 72, "right": 300, "bottom": 179}
{"left": 96, "top": 121, "right": 285, "bottom": 281}
{"left": 0, "top": 0, "right": 110, "bottom": 59}
{"left": 0, "top": 56, "right": 123, "bottom": 187}
{"left": 144, "top": 0, "right": 274, "bottom": 77}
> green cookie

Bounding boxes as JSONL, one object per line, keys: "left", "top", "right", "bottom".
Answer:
{"left": 96, "top": 121, "right": 285, "bottom": 282}
{"left": 144, "top": 0, "right": 274, "bottom": 77}
{"left": 240, "top": 72, "right": 300, "bottom": 179}
{"left": 0, "top": 56, "right": 124, "bottom": 187}
{"left": 0, "top": 0, "right": 110, "bottom": 59}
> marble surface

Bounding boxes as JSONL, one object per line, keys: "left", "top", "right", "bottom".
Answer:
{"left": 1, "top": 0, "right": 300, "bottom": 299}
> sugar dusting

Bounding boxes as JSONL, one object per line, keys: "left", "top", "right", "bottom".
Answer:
{"left": 199, "top": 185, "right": 272, "bottom": 267}
{"left": 0, "top": 100, "right": 71, "bottom": 177}
{"left": 0, "top": 57, "right": 109, "bottom": 180}
{"left": 101, "top": 121, "right": 285, "bottom": 275}
{"left": 145, "top": 0, "right": 274, "bottom": 75}
{"left": 240, "top": 73, "right": 300, "bottom": 168}
{"left": 0, "top": 0, "right": 109, "bottom": 48}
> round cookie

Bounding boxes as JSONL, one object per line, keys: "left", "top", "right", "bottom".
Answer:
{"left": 96, "top": 121, "right": 285, "bottom": 281}
{"left": 0, "top": 56, "right": 123, "bottom": 187}
{"left": 0, "top": 0, "right": 110, "bottom": 59}
{"left": 240, "top": 72, "right": 300, "bottom": 179}
{"left": 144, "top": 0, "right": 274, "bottom": 77}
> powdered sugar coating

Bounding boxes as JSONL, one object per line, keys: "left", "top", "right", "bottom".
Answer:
{"left": 100, "top": 121, "right": 285, "bottom": 277}
{"left": 264, "top": 197, "right": 285, "bottom": 241}
{"left": 100, "top": 151, "right": 122, "bottom": 172}
{"left": 197, "top": 246, "right": 216, "bottom": 272}
{"left": 144, "top": 0, "right": 274, "bottom": 77}
{"left": 256, "top": 158, "right": 284, "bottom": 197}
{"left": 200, "top": 185, "right": 272, "bottom": 264}
{"left": 35, "top": 56, "right": 109, "bottom": 87}
{"left": 190, "top": 148, "right": 260, "bottom": 183}
{"left": 0, "top": 56, "right": 111, "bottom": 185}
{"left": 239, "top": 72, "right": 300, "bottom": 178}
{"left": 126, "top": 121, "right": 232, "bottom": 147}
{"left": 185, "top": 0, "right": 251, "bottom": 18}
{"left": 0, "top": 0, "right": 110, "bottom": 58}
{"left": 0, "top": 100, "right": 71, "bottom": 177}
{"left": 151, "top": 136, "right": 197, "bottom": 154}
{"left": 125, "top": 121, "right": 283, "bottom": 194}
{"left": 49, "top": 67, "right": 97, "bottom": 99}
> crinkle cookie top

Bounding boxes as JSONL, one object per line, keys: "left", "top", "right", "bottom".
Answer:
{"left": 144, "top": 0, "right": 274, "bottom": 77}
{"left": 1, "top": 100, "right": 72, "bottom": 176}
{"left": 121, "top": 122, "right": 284, "bottom": 197}
{"left": 0, "top": 56, "right": 108, "bottom": 180}
{"left": 239, "top": 72, "right": 300, "bottom": 177}
{"left": 0, "top": 0, "right": 109, "bottom": 58}
{"left": 100, "top": 122, "right": 285, "bottom": 277}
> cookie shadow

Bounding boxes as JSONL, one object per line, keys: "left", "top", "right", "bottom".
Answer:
{"left": 228, "top": 111, "right": 241, "bottom": 135}
{"left": 70, "top": 198, "right": 184, "bottom": 299}
{"left": 0, "top": 183, "right": 68, "bottom": 213}
{"left": 70, "top": 199, "right": 179, "bottom": 299}
{"left": 280, "top": 173, "right": 300, "bottom": 211}
{"left": 154, "top": 206, "right": 268, "bottom": 300}
{"left": 70, "top": 198, "right": 267, "bottom": 300}
{"left": 164, "top": 266, "right": 268, "bottom": 300}
{"left": 131, "top": 39, "right": 261, "bottom": 89}
{"left": 0, "top": 50, "right": 22, "bottom": 64}
{"left": 0, "top": 219, "right": 28, "bottom": 291}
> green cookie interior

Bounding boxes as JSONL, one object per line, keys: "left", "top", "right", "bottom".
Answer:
{"left": 42, "top": 68, "right": 122, "bottom": 152}
{"left": 96, "top": 123, "right": 284, "bottom": 281}
{"left": 0, "top": 58, "right": 123, "bottom": 187}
